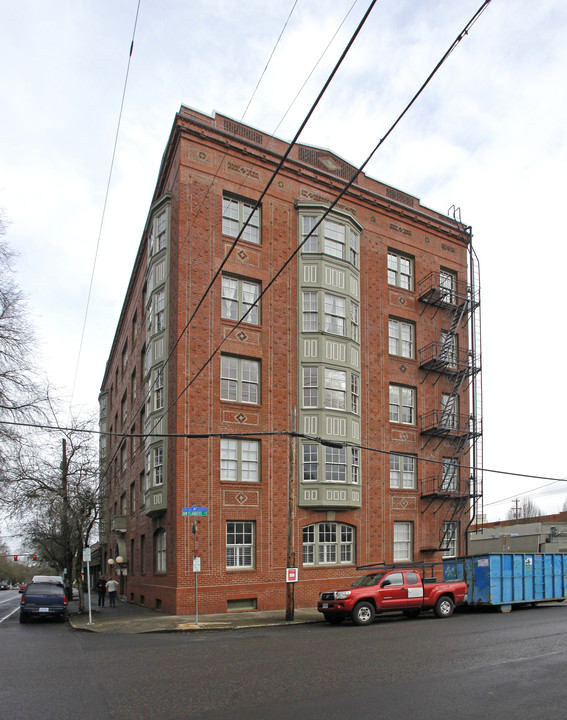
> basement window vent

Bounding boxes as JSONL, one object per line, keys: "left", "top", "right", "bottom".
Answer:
{"left": 227, "top": 598, "right": 257, "bottom": 612}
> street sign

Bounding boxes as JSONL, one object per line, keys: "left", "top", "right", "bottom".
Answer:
{"left": 286, "top": 567, "right": 298, "bottom": 583}
{"left": 182, "top": 505, "right": 208, "bottom": 517}
{"left": 193, "top": 557, "right": 201, "bottom": 572}
{"left": 82, "top": 548, "right": 91, "bottom": 562}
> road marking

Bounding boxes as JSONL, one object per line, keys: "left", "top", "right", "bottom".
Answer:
{"left": 0, "top": 605, "right": 20, "bottom": 623}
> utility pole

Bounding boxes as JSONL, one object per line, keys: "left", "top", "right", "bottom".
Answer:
{"left": 286, "top": 407, "right": 296, "bottom": 621}
{"left": 61, "top": 438, "right": 72, "bottom": 600}
{"left": 513, "top": 498, "right": 520, "bottom": 520}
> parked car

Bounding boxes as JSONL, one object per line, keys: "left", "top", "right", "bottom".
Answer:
{"left": 0, "top": 582, "right": 10, "bottom": 591}
{"left": 317, "top": 568, "right": 468, "bottom": 625}
{"left": 19, "top": 582, "right": 67, "bottom": 623}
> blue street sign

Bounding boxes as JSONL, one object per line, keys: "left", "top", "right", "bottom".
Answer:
{"left": 182, "top": 505, "right": 208, "bottom": 517}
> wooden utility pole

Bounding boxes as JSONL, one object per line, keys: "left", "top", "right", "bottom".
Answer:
{"left": 286, "top": 407, "right": 297, "bottom": 621}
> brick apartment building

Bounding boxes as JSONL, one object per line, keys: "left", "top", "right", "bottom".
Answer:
{"left": 98, "top": 105, "right": 482, "bottom": 614}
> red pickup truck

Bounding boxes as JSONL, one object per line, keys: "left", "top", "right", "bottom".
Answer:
{"left": 317, "top": 569, "right": 468, "bottom": 626}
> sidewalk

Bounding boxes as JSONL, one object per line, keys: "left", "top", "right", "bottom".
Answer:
{"left": 68, "top": 596, "right": 323, "bottom": 634}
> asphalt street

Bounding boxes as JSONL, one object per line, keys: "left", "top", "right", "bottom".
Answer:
{"left": 1, "top": 591, "right": 566, "bottom": 719}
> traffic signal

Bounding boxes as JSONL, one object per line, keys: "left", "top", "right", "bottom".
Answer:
{"left": 13, "top": 555, "right": 18, "bottom": 561}
{"left": 32, "top": 554, "right": 37, "bottom": 561}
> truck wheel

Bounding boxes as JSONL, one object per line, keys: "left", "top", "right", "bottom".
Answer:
{"left": 434, "top": 596, "right": 454, "bottom": 618}
{"left": 352, "top": 601, "right": 375, "bottom": 626}
{"left": 19, "top": 612, "right": 27, "bottom": 624}
{"left": 324, "top": 614, "right": 344, "bottom": 625}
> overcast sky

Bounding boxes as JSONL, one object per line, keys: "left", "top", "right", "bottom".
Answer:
{"left": 1, "top": 0, "right": 566, "bottom": 522}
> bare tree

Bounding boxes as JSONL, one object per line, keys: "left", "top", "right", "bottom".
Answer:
{"left": 3, "top": 408, "right": 100, "bottom": 610}
{"left": 506, "top": 497, "right": 543, "bottom": 520}
{"left": 0, "top": 209, "right": 47, "bottom": 466}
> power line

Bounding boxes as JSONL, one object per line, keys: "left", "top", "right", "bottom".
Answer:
{"left": 71, "top": 0, "right": 142, "bottom": 403}
{"left": 165, "top": 0, "right": 494, "bottom": 416}
{"left": 2, "top": 418, "right": 564, "bottom": 487}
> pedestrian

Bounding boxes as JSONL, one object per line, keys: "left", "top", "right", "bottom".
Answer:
{"left": 106, "top": 577, "right": 119, "bottom": 607}
{"left": 96, "top": 576, "right": 106, "bottom": 607}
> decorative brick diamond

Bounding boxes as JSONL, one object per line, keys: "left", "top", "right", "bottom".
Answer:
{"left": 237, "top": 249, "right": 248, "bottom": 261}
{"left": 236, "top": 493, "right": 248, "bottom": 505}
{"left": 237, "top": 331, "right": 248, "bottom": 342}
{"left": 235, "top": 413, "right": 247, "bottom": 424}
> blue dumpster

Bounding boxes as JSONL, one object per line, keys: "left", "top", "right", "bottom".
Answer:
{"left": 443, "top": 553, "right": 567, "bottom": 612}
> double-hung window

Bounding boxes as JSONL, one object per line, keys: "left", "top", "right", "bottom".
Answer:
{"left": 441, "top": 458, "right": 458, "bottom": 491}
{"left": 302, "top": 291, "right": 318, "bottom": 332}
{"left": 324, "top": 368, "right": 346, "bottom": 410}
{"left": 221, "top": 356, "right": 260, "bottom": 404}
{"left": 389, "top": 385, "right": 416, "bottom": 424}
{"left": 302, "top": 367, "right": 318, "bottom": 408}
{"left": 440, "top": 269, "right": 457, "bottom": 304}
{"left": 154, "top": 529, "right": 166, "bottom": 572}
{"left": 390, "top": 454, "right": 417, "bottom": 489}
{"left": 155, "top": 290, "right": 166, "bottom": 333}
{"left": 442, "top": 522, "right": 458, "bottom": 557}
{"left": 325, "top": 446, "right": 346, "bottom": 482}
{"left": 302, "top": 216, "right": 318, "bottom": 252}
{"left": 388, "top": 251, "right": 413, "bottom": 290}
{"left": 153, "top": 446, "right": 163, "bottom": 485}
{"left": 226, "top": 521, "right": 255, "bottom": 568}
{"left": 393, "top": 522, "right": 413, "bottom": 561}
{"left": 156, "top": 211, "right": 167, "bottom": 251}
{"left": 324, "top": 294, "right": 346, "bottom": 335}
{"left": 154, "top": 368, "right": 164, "bottom": 411}
{"left": 221, "top": 275, "right": 260, "bottom": 325}
{"left": 323, "top": 221, "right": 345, "bottom": 259}
{"left": 351, "top": 374, "right": 359, "bottom": 414}
{"left": 389, "top": 318, "right": 415, "bottom": 358}
{"left": 222, "top": 196, "right": 260, "bottom": 244}
{"left": 441, "top": 393, "right": 458, "bottom": 430}
{"left": 220, "top": 438, "right": 259, "bottom": 482}
{"left": 302, "top": 444, "right": 318, "bottom": 481}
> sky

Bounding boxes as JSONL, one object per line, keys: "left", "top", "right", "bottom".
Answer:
{"left": 1, "top": 0, "right": 566, "bottom": 523}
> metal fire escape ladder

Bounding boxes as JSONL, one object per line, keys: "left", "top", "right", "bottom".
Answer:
{"left": 438, "top": 210, "right": 483, "bottom": 553}
{"left": 420, "top": 207, "right": 483, "bottom": 554}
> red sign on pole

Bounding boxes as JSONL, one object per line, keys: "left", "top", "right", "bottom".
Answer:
{"left": 286, "top": 567, "right": 298, "bottom": 583}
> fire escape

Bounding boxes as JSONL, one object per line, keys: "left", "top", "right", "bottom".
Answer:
{"left": 418, "top": 209, "right": 483, "bottom": 554}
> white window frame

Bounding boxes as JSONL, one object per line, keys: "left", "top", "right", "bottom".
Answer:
{"left": 154, "top": 528, "right": 166, "bottom": 573}
{"left": 324, "top": 368, "right": 346, "bottom": 410}
{"left": 441, "top": 457, "right": 458, "bottom": 491}
{"left": 220, "top": 438, "right": 260, "bottom": 482}
{"left": 389, "top": 385, "right": 416, "bottom": 425}
{"left": 393, "top": 521, "right": 413, "bottom": 561}
{"left": 155, "top": 289, "right": 166, "bottom": 333}
{"left": 302, "top": 291, "right": 318, "bottom": 332}
{"left": 441, "top": 393, "right": 459, "bottom": 429}
{"left": 324, "top": 293, "right": 346, "bottom": 336}
{"left": 302, "top": 215, "right": 319, "bottom": 253}
{"left": 226, "top": 521, "right": 255, "bottom": 568}
{"left": 302, "top": 522, "right": 355, "bottom": 566}
{"left": 302, "top": 366, "right": 318, "bottom": 408}
{"left": 153, "top": 446, "right": 163, "bottom": 486}
{"left": 323, "top": 220, "right": 345, "bottom": 259}
{"left": 389, "top": 318, "right": 415, "bottom": 358}
{"left": 302, "top": 444, "right": 318, "bottom": 482}
{"left": 156, "top": 210, "right": 167, "bottom": 251}
{"left": 220, "top": 355, "right": 260, "bottom": 404}
{"left": 390, "top": 454, "right": 417, "bottom": 489}
{"left": 440, "top": 269, "right": 457, "bottom": 304}
{"left": 325, "top": 446, "right": 346, "bottom": 482}
{"left": 442, "top": 522, "right": 458, "bottom": 558}
{"left": 222, "top": 196, "right": 260, "bottom": 244}
{"left": 154, "top": 368, "right": 164, "bottom": 411}
{"left": 388, "top": 251, "right": 413, "bottom": 290}
{"left": 351, "top": 447, "right": 359, "bottom": 484}
{"left": 221, "top": 275, "right": 260, "bottom": 325}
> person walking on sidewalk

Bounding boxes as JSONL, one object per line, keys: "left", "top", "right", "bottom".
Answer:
{"left": 96, "top": 576, "right": 106, "bottom": 607}
{"left": 106, "top": 578, "right": 119, "bottom": 607}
